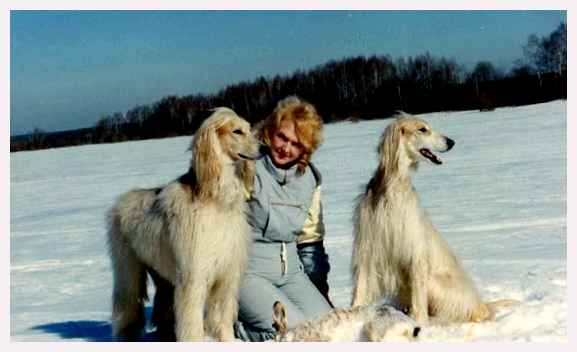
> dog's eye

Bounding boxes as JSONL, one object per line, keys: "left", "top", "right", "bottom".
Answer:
{"left": 418, "top": 127, "right": 428, "bottom": 133}
{"left": 233, "top": 129, "right": 244, "bottom": 135}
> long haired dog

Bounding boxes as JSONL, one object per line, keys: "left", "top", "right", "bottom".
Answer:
{"left": 351, "top": 113, "right": 517, "bottom": 325}
{"left": 106, "top": 108, "right": 259, "bottom": 341}
{"left": 272, "top": 301, "right": 420, "bottom": 342}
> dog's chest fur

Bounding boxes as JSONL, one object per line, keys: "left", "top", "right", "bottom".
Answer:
{"left": 130, "top": 172, "right": 251, "bottom": 283}
{"left": 379, "top": 184, "right": 431, "bottom": 240}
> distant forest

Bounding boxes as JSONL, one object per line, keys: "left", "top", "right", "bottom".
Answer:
{"left": 11, "top": 22, "right": 566, "bottom": 152}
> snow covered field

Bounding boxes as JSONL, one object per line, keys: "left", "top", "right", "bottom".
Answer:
{"left": 10, "top": 100, "right": 567, "bottom": 342}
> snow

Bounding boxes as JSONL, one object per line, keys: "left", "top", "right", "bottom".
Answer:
{"left": 9, "top": 100, "right": 567, "bottom": 343}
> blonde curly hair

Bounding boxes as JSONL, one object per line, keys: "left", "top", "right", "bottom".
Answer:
{"left": 257, "top": 96, "right": 324, "bottom": 174}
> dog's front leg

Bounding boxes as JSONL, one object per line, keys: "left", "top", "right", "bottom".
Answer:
{"left": 214, "top": 290, "right": 238, "bottom": 341}
{"left": 174, "top": 279, "right": 207, "bottom": 341}
{"left": 409, "top": 257, "right": 429, "bottom": 324}
{"left": 206, "top": 275, "right": 240, "bottom": 341}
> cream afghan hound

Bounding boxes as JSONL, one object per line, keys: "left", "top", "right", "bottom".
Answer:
{"left": 351, "top": 113, "right": 517, "bottom": 325}
{"left": 272, "top": 300, "right": 420, "bottom": 342}
{"left": 106, "top": 107, "right": 260, "bottom": 341}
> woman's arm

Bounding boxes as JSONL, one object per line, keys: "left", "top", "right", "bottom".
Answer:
{"left": 297, "top": 185, "right": 333, "bottom": 306}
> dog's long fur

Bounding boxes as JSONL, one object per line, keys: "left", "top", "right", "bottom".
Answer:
{"left": 351, "top": 113, "right": 517, "bottom": 325}
{"left": 272, "top": 300, "right": 420, "bottom": 342}
{"left": 106, "top": 108, "right": 259, "bottom": 341}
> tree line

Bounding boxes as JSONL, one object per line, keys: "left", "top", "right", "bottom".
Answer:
{"left": 11, "top": 22, "right": 566, "bottom": 152}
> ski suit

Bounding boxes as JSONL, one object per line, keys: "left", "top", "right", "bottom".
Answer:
{"left": 235, "top": 154, "right": 332, "bottom": 341}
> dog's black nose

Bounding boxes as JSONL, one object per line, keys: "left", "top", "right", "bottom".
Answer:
{"left": 413, "top": 327, "right": 421, "bottom": 338}
{"left": 445, "top": 137, "right": 455, "bottom": 151}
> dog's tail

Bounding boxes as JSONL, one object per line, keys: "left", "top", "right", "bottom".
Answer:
{"left": 486, "top": 299, "right": 520, "bottom": 319}
{"left": 486, "top": 299, "right": 520, "bottom": 310}
{"left": 272, "top": 301, "right": 288, "bottom": 339}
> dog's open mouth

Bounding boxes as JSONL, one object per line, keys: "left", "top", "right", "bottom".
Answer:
{"left": 419, "top": 148, "right": 442, "bottom": 165}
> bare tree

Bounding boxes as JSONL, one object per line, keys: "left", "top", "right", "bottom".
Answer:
{"left": 522, "top": 22, "right": 567, "bottom": 80}
{"left": 27, "top": 127, "right": 47, "bottom": 149}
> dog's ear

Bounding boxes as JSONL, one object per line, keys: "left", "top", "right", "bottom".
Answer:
{"left": 381, "top": 120, "right": 402, "bottom": 167}
{"left": 272, "top": 301, "right": 288, "bottom": 335}
{"left": 368, "top": 120, "right": 401, "bottom": 198}
{"left": 239, "top": 159, "right": 255, "bottom": 195}
{"left": 192, "top": 121, "right": 221, "bottom": 198}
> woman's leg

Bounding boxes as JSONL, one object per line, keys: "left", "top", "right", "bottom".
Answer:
{"left": 237, "top": 274, "right": 306, "bottom": 341}
{"left": 281, "top": 270, "right": 332, "bottom": 321}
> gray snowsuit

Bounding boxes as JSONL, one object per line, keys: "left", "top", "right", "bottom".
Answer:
{"left": 235, "top": 154, "right": 332, "bottom": 341}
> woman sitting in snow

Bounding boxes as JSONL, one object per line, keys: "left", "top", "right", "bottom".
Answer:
{"left": 233, "top": 96, "right": 333, "bottom": 341}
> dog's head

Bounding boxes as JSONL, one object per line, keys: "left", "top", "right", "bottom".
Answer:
{"left": 382, "top": 113, "right": 455, "bottom": 168}
{"left": 191, "top": 108, "right": 261, "bottom": 195}
{"left": 371, "top": 304, "right": 422, "bottom": 342}
{"left": 368, "top": 113, "right": 454, "bottom": 197}
{"left": 192, "top": 107, "right": 261, "bottom": 163}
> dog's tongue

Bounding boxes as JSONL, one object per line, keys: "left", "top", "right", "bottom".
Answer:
{"left": 420, "top": 148, "right": 442, "bottom": 165}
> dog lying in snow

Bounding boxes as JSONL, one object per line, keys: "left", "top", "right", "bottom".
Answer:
{"left": 272, "top": 300, "right": 421, "bottom": 342}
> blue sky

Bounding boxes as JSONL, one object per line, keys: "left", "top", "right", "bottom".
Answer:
{"left": 10, "top": 10, "right": 566, "bottom": 135}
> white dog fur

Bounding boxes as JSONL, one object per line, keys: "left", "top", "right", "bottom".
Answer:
{"left": 106, "top": 107, "right": 259, "bottom": 341}
{"left": 351, "top": 113, "right": 517, "bottom": 325}
{"left": 272, "top": 300, "right": 420, "bottom": 342}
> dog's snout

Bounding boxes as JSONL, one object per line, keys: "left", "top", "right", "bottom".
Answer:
{"left": 413, "top": 327, "right": 421, "bottom": 338}
{"left": 445, "top": 137, "right": 455, "bottom": 151}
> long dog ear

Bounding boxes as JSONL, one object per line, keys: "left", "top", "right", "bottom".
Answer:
{"left": 192, "top": 122, "right": 221, "bottom": 198}
{"left": 380, "top": 119, "right": 402, "bottom": 177}
{"left": 367, "top": 119, "right": 401, "bottom": 199}
{"left": 239, "top": 159, "right": 255, "bottom": 195}
{"left": 272, "top": 301, "right": 288, "bottom": 335}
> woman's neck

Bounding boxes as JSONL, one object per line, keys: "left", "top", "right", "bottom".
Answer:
{"left": 263, "top": 154, "right": 300, "bottom": 185}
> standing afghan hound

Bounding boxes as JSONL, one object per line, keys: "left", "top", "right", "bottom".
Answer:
{"left": 106, "top": 108, "right": 260, "bottom": 341}
{"left": 351, "top": 113, "right": 517, "bottom": 325}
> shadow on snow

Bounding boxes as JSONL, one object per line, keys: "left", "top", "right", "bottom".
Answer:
{"left": 30, "top": 307, "right": 160, "bottom": 342}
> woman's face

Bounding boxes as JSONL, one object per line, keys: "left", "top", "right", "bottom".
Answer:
{"left": 270, "top": 119, "right": 304, "bottom": 168}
